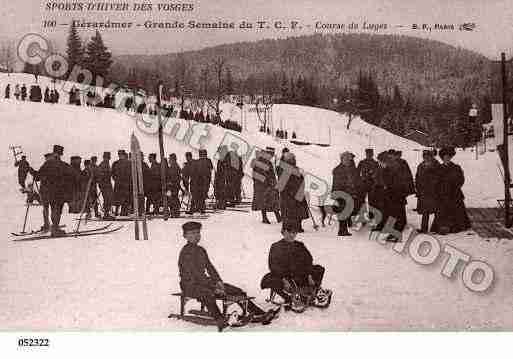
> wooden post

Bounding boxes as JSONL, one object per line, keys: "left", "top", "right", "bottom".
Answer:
{"left": 501, "top": 52, "right": 512, "bottom": 227}
{"left": 156, "top": 82, "right": 169, "bottom": 220}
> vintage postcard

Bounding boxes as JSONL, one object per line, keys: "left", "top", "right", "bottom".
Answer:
{"left": 0, "top": 0, "right": 512, "bottom": 356}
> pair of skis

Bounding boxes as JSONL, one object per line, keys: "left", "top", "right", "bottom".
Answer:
{"left": 12, "top": 224, "right": 123, "bottom": 242}
{"left": 130, "top": 133, "right": 149, "bottom": 241}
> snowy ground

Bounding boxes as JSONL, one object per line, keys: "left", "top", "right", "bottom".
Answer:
{"left": 1, "top": 73, "right": 512, "bottom": 331}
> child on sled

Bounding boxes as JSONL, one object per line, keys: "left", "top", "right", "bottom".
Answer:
{"left": 178, "top": 221, "right": 279, "bottom": 331}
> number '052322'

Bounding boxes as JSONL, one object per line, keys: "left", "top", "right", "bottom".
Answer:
{"left": 18, "top": 338, "right": 50, "bottom": 347}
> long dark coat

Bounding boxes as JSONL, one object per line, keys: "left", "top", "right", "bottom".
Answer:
{"left": 251, "top": 155, "right": 280, "bottom": 211}
{"left": 415, "top": 160, "right": 441, "bottom": 214}
{"left": 431, "top": 162, "right": 471, "bottom": 234}
{"left": 111, "top": 159, "right": 132, "bottom": 206}
{"left": 332, "top": 162, "right": 362, "bottom": 214}
{"left": 37, "top": 158, "right": 75, "bottom": 204}
{"left": 225, "top": 152, "right": 243, "bottom": 203}
{"left": 178, "top": 243, "right": 221, "bottom": 298}
{"left": 278, "top": 165, "right": 309, "bottom": 221}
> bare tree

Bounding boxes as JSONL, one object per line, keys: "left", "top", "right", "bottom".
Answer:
{"left": 202, "top": 57, "right": 229, "bottom": 123}
{"left": 0, "top": 41, "right": 15, "bottom": 75}
{"left": 173, "top": 54, "right": 194, "bottom": 111}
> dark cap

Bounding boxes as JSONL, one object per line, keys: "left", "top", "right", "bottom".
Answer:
{"left": 149, "top": 153, "right": 157, "bottom": 158}
{"left": 185, "top": 151, "right": 192, "bottom": 158}
{"left": 70, "top": 156, "right": 81, "bottom": 162}
{"left": 53, "top": 145, "right": 64, "bottom": 155}
{"left": 103, "top": 151, "right": 111, "bottom": 159}
{"left": 439, "top": 147, "right": 456, "bottom": 158}
{"left": 91, "top": 156, "right": 98, "bottom": 161}
{"left": 182, "top": 221, "right": 202, "bottom": 233}
{"left": 84, "top": 159, "right": 91, "bottom": 166}
{"left": 281, "top": 221, "right": 298, "bottom": 233}
{"left": 365, "top": 148, "right": 374, "bottom": 154}
{"left": 199, "top": 149, "right": 208, "bottom": 158}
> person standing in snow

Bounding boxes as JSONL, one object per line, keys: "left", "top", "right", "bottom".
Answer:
{"left": 14, "top": 155, "right": 31, "bottom": 190}
{"left": 165, "top": 153, "right": 182, "bottom": 218}
{"left": 5, "top": 84, "right": 10, "bottom": 99}
{"left": 431, "top": 147, "right": 471, "bottom": 235}
{"left": 357, "top": 148, "right": 380, "bottom": 221}
{"left": 97, "top": 152, "right": 114, "bottom": 220}
{"left": 251, "top": 148, "right": 281, "bottom": 224}
{"left": 14, "top": 84, "right": 20, "bottom": 100}
{"left": 20, "top": 84, "right": 27, "bottom": 101}
{"left": 415, "top": 149, "right": 441, "bottom": 233}
{"left": 278, "top": 152, "right": 308, "bottom": 232}
{"left": 332, "top": 151, "right": 361, "bottom": 236}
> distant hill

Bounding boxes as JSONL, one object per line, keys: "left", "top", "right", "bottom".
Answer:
{"left": 113, "top": 33, "right": 491, "bottom": 103}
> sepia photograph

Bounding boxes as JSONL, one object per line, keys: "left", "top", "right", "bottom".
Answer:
{"left": 0, "top": 0, "right": 512, "bottom": 357}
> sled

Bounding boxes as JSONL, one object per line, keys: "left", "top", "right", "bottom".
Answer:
{"left": 265, "top": 286, "right": 332, "bottom": 313}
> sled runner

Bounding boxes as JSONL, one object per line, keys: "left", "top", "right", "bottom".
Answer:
{"left": 12, "top": 224, "right": 122, "bottom": 242}
{"left": 265, "top": 284, "right": 333, "bottom": 313}
{"left": 169, "top": 292, "right": 259, "bottom": 330}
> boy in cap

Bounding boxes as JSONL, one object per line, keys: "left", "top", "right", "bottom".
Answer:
{"left": 178, "top": 221, "right": 279, "bottom": 331}
{"left": 260, "top": 222, "right": 331, "bottom": 309}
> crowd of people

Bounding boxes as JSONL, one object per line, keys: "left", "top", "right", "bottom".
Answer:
{"left": 4, "top": 83, "right": 60, "bottom": 103}
{"left": 16, "top": 145, "right": 245, "bottom": 237}
{"left": 250, "top": 146, "right": 471, "bottom": 241}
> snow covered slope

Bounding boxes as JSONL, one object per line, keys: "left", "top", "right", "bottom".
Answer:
{"left": 1, "top": 73, "right": 512, "bottom": 331}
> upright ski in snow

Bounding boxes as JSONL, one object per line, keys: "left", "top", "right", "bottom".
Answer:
{"left": 130, "top": 133, "right": 149, "bottom": 240}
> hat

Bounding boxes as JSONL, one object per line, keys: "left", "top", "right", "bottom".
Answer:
{"left": 199, "top": 149, "right": 208, "bottom": 158}
{"left": 53, "top": 144, "right": 64, "bottom": 155}
{"left": 282, "top": 147, "right": 290, "bottom": 153}
{"left": 182, "top": 221, "right": 202, "bottom": 233}
{"left": 84, "top": 159, "right": 91, "bottom": 166}
{"left": 281, "top": 221, "right": 299, "bottom": 233}
{"left": 365, "top": 148, "right": 374, "bottom": 154}
{"left": 185, "top": 151, "right": 193, "bottom": 158}
{"left": 118, "top": 150, "right": 124, "bottom": 155}
{"left": 103, "top": 151, "right": 111, "bottom": 159}
{"left": 340, "top": 151, "right": 354, "bottom": 160}
{"left": 169, "top": 153, "right": 177, "bottom": 160}
{"left": 91, "top": 156, "right": 98, "bottom": 161}
{"left": 70, "top": 156, "right": 81, "bottom": 162}
{"left": 439, "top": 147, "right": 456, "bottom": 158}
{"left": 149, "top": 153, "right": 157, "bottom": 159}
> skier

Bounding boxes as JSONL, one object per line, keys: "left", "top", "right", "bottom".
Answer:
{"left": 14, "top": 155, "right": 31, "bottom": 190}
{"left": 251, "top": 148, "right": 281, "bottom": 224}
{"left": 97, "top": 152, "right": 115, "bottom": 220}
{"left": 415, "top": 150, "right": 441, "bottom": 233}
{"left": 331, "top": 151, "right": 361, "bottom": 237}
{"left": 5, "top": 83, "right": 10, "bottom": 99}
{"left": 178, "top": 221, "right": 279, "bottom": 331}
{"left": 165, "top": 153, "right": 182, "bottom": 218}
{"left": 278, "top": 152, "right": 308, "bottom": 233}
{"left": 357, "top": 148, "right": 380, "bottom": 221}
{"left": 44, "top": 87, "right": 50, "bottom": 103}
{"left": 30, "top": 152, "right": 54, "bottom": 231}
{"left": 68, "top": 156, "right": 83, "bottom": 213}
{"left": 260, "top": 222, "right": 330, "bottom": 309}
{"left": 431, "top": 147, "right": 471, "bottom": 235}
{"left": 36, "top": 145, "right": 76, "bottom": 236}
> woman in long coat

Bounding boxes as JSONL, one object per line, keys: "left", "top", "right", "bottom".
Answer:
{"left": 431, "top": 147, "right": 471, "bottom": 234}
{"left": 278, "top": 152, "right": 308, "bottom": 232}
{"left": 415, "top": 149, "right": 441, "bottom": 233}
{"left": 251, "top": 149, "right": 281, "bottom": 223}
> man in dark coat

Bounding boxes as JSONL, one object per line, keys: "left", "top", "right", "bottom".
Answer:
{"left": 225, "top": 150, "right": 244, "bottom": 205}
{"left": 68, "top": 156, "right": 83, "bottom": 213}
{"left": 15, "top": 155, "right": 31, "bottom": 190}
{"left": 182, "top": 152, "right": 194, "bottom": 209}
{"left": 147, "top": 153, "right": 161, "bottom": 215}
{"left": 380, "top": 150, "right": 412, "bottom": 242}
{"left": 166, "top": 153, "right": 182, "bottom": 217}
{"left": 431, "top": 147, "right": 471, "bottom": 234}
{"left": 97, "top": 152, "right": 114, "bottom": 220}
{"left": 260, "top": 222, "right": 328, "bottom": 307}
{"left": 36, "top": 145, "right": 76, "bottom": 236}
{"left": 5, "top": 84, "right": 10, "bottom": 99}
{"left": 332, "top": 151, "right": 361, "bottom": 236}
{"left": 31, "top": 153, "right": 55, "bottom": 231}
{"left": 278, "top": 152, "right": 308, "bottom": 232}
{"left": 189, "top": 149, "right": 212, "bottom": 214}
{"left": 178, "top": 221, "right": 279, "bottom": 331}
{"left": 415, "top": 150, "right": 441, "bottom": 233}
{"left": 357, "top": 148, "right": 379, "bottom": 220}
{"left": 112, "top": 150, "right": 131, "bottom": 216}
{"left": 89, "top": 156, "right": 100, "bottom": 218}
{"left": 214, "top": 145, "right": 229, "bottom": 210}
{"left": 251, "top": 148, "right": 281, "bottom": 223}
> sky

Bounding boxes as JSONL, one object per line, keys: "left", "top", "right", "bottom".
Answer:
{"left": 1, "top": 0, "right": 513, "bottom": 60}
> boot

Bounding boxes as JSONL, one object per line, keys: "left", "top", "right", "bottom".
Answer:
{"left": 261, "top": 211, "right": 270, "bottom": 224}
{"left": 51, "top": 225, "right": 65, "bottom": 237}
{"left": 337, "top": 220, "right": 351, "bottom": 237}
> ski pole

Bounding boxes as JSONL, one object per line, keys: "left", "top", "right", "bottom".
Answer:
{"left": 21, "top": 202, "right": 30, "bottom": 234}
{"left": 74, "top": 175, "right": 93, "bottom": 234}
{"left": 306, "top": 201, "right": 319, "bottom": 231}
